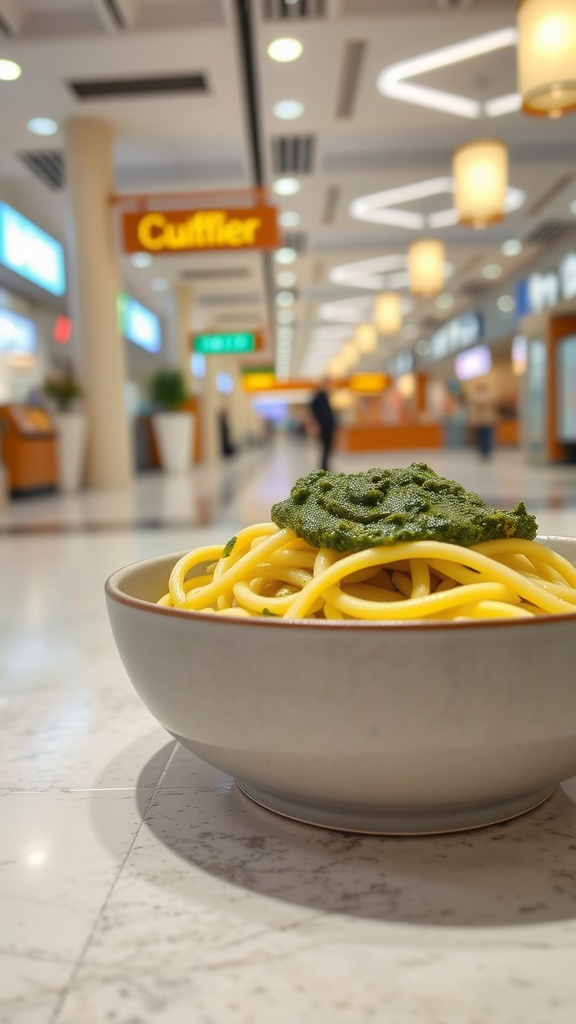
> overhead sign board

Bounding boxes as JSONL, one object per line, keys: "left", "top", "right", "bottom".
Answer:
{"left": 427, "top": 313, "right": 483, "bottom": 362}
{"left": 123, "top": 206, "right": 280, "bottom": 255}
{"left": 194, "top": 332, "right": 255, "bottom": 355}
{"left": 0, "top": 202, "right": 66, "bottom": 296}
{"left": 516, "top": 252, "right": 576, "bottom": 318}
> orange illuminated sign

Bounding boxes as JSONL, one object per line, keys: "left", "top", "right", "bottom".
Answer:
{"left": 122, "top": 206, "right": 280, "bottom": 254}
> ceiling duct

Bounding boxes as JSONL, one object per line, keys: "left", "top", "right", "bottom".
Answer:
{"left": 282, "top": 231, "right": 307, "bottom": 252}
{"left": 271, "top": 135, "right": 315, "bottom": 174}
{"left": 523, "top": 220, "right": 572, "bottom": 245}
{"left": 321, "top": 185, "right": 340, "bottom": 224}
{"left": 262, "top": 0, "right": 326, "bottom": 19}
{"left": 68, "top": 73, "right": 208, "bottom": 99}
{"left": 335, "top": 40, "right": 366, "bottom": 118}
{"left": 18, "top": 150, "right": 65, "bottom": 190}
{"left": 95, "top": 0, "right": 128, "bottom": 29}
{"left": 180, "top": 268, "right": 251, "bottom": 281}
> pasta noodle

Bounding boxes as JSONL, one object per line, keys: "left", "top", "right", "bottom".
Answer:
{"left": 158, "top": 523, "right": 576, "bottom": 622}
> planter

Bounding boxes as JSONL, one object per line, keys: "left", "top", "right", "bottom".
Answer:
{"left": 152, "top": 411, "right": 195, "bottom": 474}
{"left": 54, "top": 411, "right": 87, "bottom": 493}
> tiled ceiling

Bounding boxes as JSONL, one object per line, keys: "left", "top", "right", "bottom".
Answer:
{"left": 0, "top": 0, "right": 574, "bottom": 376}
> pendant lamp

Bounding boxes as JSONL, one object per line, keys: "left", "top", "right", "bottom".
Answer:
{"left": 343, "top": 339, "right": 360, "bottom": 367}
{"left": 518, "top": 0, "right": 576, "bottom": 117}
{"left": 453, "top": 139, "right": 508, "bottom": 228}
{"left": 374, "top": 292, "right": 402, "bottom": 335}
{"left": 408, "top": 240, "right": 445, "bottom": 297}
{"left": 355, "top": 323, "right": 377, "bottom": 354}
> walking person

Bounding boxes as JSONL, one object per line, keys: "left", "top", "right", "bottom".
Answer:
{"left": 309, "top": 379, "right": 337, "bottom": 472}
{"left": 467, "top": 381, "right": 497, "bottom": 459}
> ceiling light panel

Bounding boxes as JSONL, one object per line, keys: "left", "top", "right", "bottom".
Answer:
{"left": 377, "top": 28, "right": 519, "bottom": 119}
{"left": 350, "top": 178, "right": 526, "bottom": 230}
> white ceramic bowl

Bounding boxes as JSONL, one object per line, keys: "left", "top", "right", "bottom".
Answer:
{"left": 106, "top": 536, "right": 576, "bottom": 834}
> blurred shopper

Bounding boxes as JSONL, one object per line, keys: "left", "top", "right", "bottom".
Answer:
{"left": 467, "top": 381, "right": 497, "bottom": 460}
{"left": 218, "top": 408, "right": 236, "bottom": 457}
{"left": 309, "top": 379, "right": 336, "bottom": 472}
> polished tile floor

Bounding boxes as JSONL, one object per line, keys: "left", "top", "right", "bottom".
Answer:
{"left": 2, "top": 437, "right": 576, "bottom": 1024}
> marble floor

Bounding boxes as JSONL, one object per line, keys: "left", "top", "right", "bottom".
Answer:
{"left": 2, "top": 437, "right": 576, "bottom": 1024}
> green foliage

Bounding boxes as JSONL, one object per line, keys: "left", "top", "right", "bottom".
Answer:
{"left": 149, "top": 368, "right": 187, "bottom": 411}
{"left": 43, "top": 366, "right": 82, "bottom": 412}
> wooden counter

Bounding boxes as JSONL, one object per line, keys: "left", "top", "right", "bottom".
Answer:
{"left": 338, "top": 422, "right": 443, "bottom": 453}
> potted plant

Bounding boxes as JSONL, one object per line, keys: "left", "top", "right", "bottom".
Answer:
{"left": 43, "top": 363, "right": 87, "bottom": 493}
{"left": 149, "top": 368, "right": 194, "bottom": 474}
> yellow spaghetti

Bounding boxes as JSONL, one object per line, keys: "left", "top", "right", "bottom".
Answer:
{"left": 158, "top": 524, "right": 576, "bottom": 622}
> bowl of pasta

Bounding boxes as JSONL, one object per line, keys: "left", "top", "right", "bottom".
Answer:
{"left": 106, "top": 464, "right": 576, "bottom": 834}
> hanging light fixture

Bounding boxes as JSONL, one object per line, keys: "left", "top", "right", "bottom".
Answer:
{"left": 408, "top": 240, "right": 445, "bottom": 297}
{"left": 453, "top": 139, "right": 508, "bottom": 228}
{"left": 517, "top": 0, "right": 576, "bottom": 117}
{"left": 343, "top": 339, "right": 360, "bottom": 367}
{"left": 355, "top": 323, "right": 377, "bottom": 353}
{"left": 374, "top": 292, "right": 402, "bottom": 335}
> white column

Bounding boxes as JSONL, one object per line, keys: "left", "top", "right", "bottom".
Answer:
{"left": 171, "top": 284, "right": 194, "bottom": 391}
{"left": 201, "top": 356, "right": 221, "bottom": 464}
{"left": 63, "top": 118, "right": 131, "bottom": 488}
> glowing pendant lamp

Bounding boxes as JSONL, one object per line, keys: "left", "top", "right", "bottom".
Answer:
{"left": 355, "top": 322, "right": 377, "bottom": 354}
{"left": 408, "top": 239, "right": 445, "bottom": 297}
{"left": 518, "top": 0, "right": 576, "bottom": 117}
{"left": 342, "top": 340, "right": 360, "bottom": 369}
{"left": 453, "top": 139, "right": 508, "bottom": 228}
{"left": 374, "top": 292, "right": 402, "bottom": 335}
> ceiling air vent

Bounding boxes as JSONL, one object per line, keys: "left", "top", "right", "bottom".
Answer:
{"left": 523, "top": 220, "right": 572, "bottom": 245}
{"left": 180, "top": 268, "right": 250, "bottom": 282}
{"left": 68, "top": 73, "right": 208, "bottom": 99}
{"left": 282, "top": 231, "right": 307, "bottom": 252}
{"left": 262, "top": 0, "right": 326, "bottom": 19}
{"left": 18, "top": 150, "right": 65, "bottom": 190}
{"left": 271, "top": 135, "right": 315, "bottom": 174}
{"left": 335, "top": 40, "right": 366, "bottom": 118}
{"left": 460, "top": 281, "right": 487, "bottom": 299}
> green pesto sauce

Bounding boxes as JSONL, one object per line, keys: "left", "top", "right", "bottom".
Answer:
{"left": 271, "top": 463, "right": 538, "bottom": 551}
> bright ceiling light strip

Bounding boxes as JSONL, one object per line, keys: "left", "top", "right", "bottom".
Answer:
{"left": 485, "top": 92, "right": 522, "bottom": 117}
{"left": 377, "top": 28, "right": 518, "bottom": 119}
{"left": 350, "top": 178, "right": 525, "bottom": 231}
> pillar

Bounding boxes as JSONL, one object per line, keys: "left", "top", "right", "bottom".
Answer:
{"left": 171, "top": 284, "right": 194, "bottom": 392}
{"left": 201, "top": 356, "right": 221, "bottom": 464}
{"left": 63, "top": 118, "right": 132, "bottom": 488}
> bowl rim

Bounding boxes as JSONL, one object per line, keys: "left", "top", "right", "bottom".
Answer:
{"left": 105, "top": 536, "right": 576, "bottom": 633}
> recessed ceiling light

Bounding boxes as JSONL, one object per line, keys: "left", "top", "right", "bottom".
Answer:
{"left": 276, "top": 290, "right": 294, "bottom": 307}
{"left": 402, "top": 324, "right": 418, "bottom": 340}
{"left": 27, "top": 117, "right": 58, "bottom": 136}
{"left": 275, "top": 247, "right": 297, "bottom": 264}
{"left": 267, "top": 37, "right": 303, "bottom": 62}
{"left": 273, "top": 177, "right": 300, "bottom": 197}
{"left": 497, "top": 294, "right": 515, "bottom": 312}
{"left": 0, "top": 59, "right": 21, "bottom": 81}
{"left": 278, "top": 211, "right": 300, "bottom": 229}
{"left": 273, "top": 99, "right": 304, "bottom": 120}
{"left": 436, "top": 293, "right": 454, "bottom": 310}
{"left": 130, "top": 252, "right": 153, "bottom": 268}
{"left": 502, "top": 239, "right": 522, "bottom": 257}
{"left": 415, "top": 339, "right": 431, "bottom": 356}
{"left": 277, "top": 309, "right": 295, "bottom": 324}
{"left": 376, "top": 28, "right": 518, "bottom": 119}
{"left": 277, "top": 326, "right": 294, "bottom": 341}
{"left": 483, "top": 263, "right": 502, "bottom": 279}
{"left": 276, "top": 270, "right": 296, "bottom": 287}
{"left": 570, "top": 199, "right": 576, "bottom": 215}
{"left": 150, "top": 277, "right": 169, "bottom": 292}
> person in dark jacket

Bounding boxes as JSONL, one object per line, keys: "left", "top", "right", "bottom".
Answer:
{"left": 309, "top": 380, "right": 336, "bottom": 471}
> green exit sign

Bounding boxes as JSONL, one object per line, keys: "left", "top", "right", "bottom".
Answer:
{"left": 194, "top": 332, "right": 255, "bottom": 355}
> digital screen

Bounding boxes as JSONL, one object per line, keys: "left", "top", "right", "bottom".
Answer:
{"left": 0, "top": 202, "right": 66, "bottom": 296}
{"left": 454, "top": 344, "right": 492, "bottom": 381}
{"left": 0, "top": 307, "right": 37, "bottom": 353}
{"left": 118, "top": 294, "right": 161, "bottom": 352}
{"left": 557, "top": 335, "right": 576, "bottom": 442}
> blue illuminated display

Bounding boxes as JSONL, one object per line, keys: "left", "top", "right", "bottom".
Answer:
{"left": 0, "top": 202, "right": 66, "bottom": 296}
{"left": 0, "top": 308, "right": 37, "bottom": 353}
{"left": 119, "top": 294, "right": 161, "bottom": 353}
